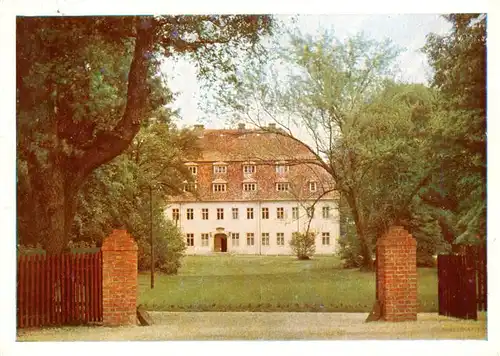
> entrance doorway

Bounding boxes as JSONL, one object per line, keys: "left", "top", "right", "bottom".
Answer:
{"left": 214, "top": 233, "right": 228, "bottom": 252}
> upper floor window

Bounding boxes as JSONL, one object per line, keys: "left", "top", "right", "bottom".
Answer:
{"left": 217, "top": 208, "right": 224, "bottom": 220}
{"left": 172, "top": 208, "right": 179, "bottom": 221}
{"left": 243, "top": 183, "right": 257, "bottom": 192}
{"left": 186, "top": 208, "right": 194, "bottom": 220}
{"left": 277, "top": 207, "right": 285, "bottom": 219}
{"left": 232, "top": 207, "right": 239, "bottom": 219}
{"left": 188, "top": 166, "right": 198, "bottom": 175}
{"left": 276, "top": 182, "right": 290, "bottom": 192}
{"left": 202, "top": 208, "right": 209, "bottom": 220}
{"left": 243, "top": 165, "right": 256, "bottom": 174}
{"left": 213, "top": 183, "right": 227, "bottom": 192}
{"left": 307, "top": 206, "right": 315, "bottom": 219}
{"left": 262, "top": 207, "right": 269, "bottom": 219}
{"left": 292, "top": 207, "right": 299, "bottom": 220}
{"left": 309, "top": 181, "right": 318, "bottom": 192}
{"left": 322, "top": 206, "right": 330, "bottom": 219}
{"left": 275, "top": 165, "right": 289, "bottom": 174}
{"left": 213, "top": 165, "right": 227, "bottom": 174}
{"left": 247, "top": 208, "right": 254, "bottom": 220}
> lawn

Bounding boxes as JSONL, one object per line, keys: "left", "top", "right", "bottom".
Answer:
{"left": 138, "top": 255, "right": 439, "bottom": 312}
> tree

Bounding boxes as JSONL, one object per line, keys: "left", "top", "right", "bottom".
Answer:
{"left": 214, "top": 29, "right": 436, "bottom": 270}
{"left": 16, "top": 15, "right": 273, "bottom": 254}
{"left": 70, "top": 121, "right": 200, "bottom": 273}
{"left": 421, "top": 14, "right": 486, "bottom": 245}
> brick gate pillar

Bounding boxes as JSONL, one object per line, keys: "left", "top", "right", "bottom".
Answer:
{"left": 101, "top": 229, "right": 138, "bottom": 326}
{"left": 376, "top": 226, "right": 417, "bottom": 321}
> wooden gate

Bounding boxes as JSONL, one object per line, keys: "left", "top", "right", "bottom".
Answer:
{"left": 17, "top": 251, "right": 103, "bottom": 328}
{"left": 437, "top": 245, "right": 487, "bottom": 320}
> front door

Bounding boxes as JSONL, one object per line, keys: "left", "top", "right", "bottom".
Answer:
{"left": 214, "top": 233, "right": 227, "bottom": 252}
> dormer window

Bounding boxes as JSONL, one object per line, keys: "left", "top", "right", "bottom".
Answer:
{"left": 213, "top": 165, "right": 227, "bottom": 174}
{"left": 188, "top": 166, "right": 198, "bottom": 175}
{"left": 309, "top": 181, "right": 317, "bottom": 192}
{"left": 213, "top": 183, "right": 227, "bottom": 192}
{"left": 275, "top": 164, "right": 289, "bottom": 174}
{"left": 243, "top": 183, "right": 257, "bottom": 192}
{"left": 243, "top": 165, "right": 256, "bottom": 174}
{"left": 183, "top": 182, "right": 197, "bottom": 192}
{"left": 276, "top": 182, "right": 290, "bottom": 192}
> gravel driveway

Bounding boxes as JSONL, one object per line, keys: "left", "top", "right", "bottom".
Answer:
{"left": 17, "top": 312, "right": 487, "bottom": 341}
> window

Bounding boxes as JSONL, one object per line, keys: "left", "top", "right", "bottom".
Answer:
{"left": 243, "top": 183, "right": 257, "bottom": 192}
{"left": 277, "top": 233, "right": 285, "bottom": 246}
{"left": 275, "top": 165, "right": 289, "bottom": 174}
{"left": 262, "top": 207, "right": 269, "bottom": 219}
{"left": 261, "top": 233, "right": 270, "bottom": 246}
{"left": 202, "top": 208, "right": 209, "bottom": 220}
{"left": 172, "top": 208, "right": 179, "bottom": 221}
{"left": 213, "top": 165, "right": 227, "bottom": 174}
{"left": 201, "top": 233, "right": 209, "bottom": 247}
{"left": 246, "top": 233, "right": 255, "bottom": 246}
{"left": 183, "top": 182, "right": 197, "bottom": 192}
{"left": 322, "top": 232, "right": 330, "bottom": 245}
{"left": 186, "top": 208, "right": 194, "bottom": 220}
{"left": 217, "top": 208, "right": 224, "bottom": 220}
{"left": 277, "top": 207, "right": 285, "bottom": 219}
{"left": 232, "top": 207, "right": 239, "bottom": 219}
{"left": 309, "top": 181, "right": 317, "bottom": 192}
{"left": 307, "top": 206, "right": 315, "bottom": 219}
{"left": 213, "top": 183, "right": 227, "bottom": 192}
{"left": 243, "top": 165, "right": 256, "bottom": 174}
{"left": 186, "top": 233, "right": 194, "bottom": 247}
{"left": 188, "top": 166, "right": 197, "bottom": 175}
{"left": 322, "top": 206, "right": 330, "bottom": 219}
{"left": 276, "top": 182, "right": 290, "bottom": 192}
{"left": 231, "top": 233, "right": 240, "bottom": 247}
{"left": 247, "top": 208, "right": 254, "bottom": 220}
{"left": 292, "top": 207, "right": 299, "bottom": 220}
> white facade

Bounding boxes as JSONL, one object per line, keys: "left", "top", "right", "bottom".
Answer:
{"left": 166, "top": 200, "right": 340, "bottom": 255}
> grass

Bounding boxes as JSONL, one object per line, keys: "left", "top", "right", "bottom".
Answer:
{"left": 138, "top": 255, "right": 439, "bottom": 312}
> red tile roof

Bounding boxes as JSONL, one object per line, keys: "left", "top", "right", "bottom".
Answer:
{"left": 170, "top": 128, "right": 338, "bottom": 202}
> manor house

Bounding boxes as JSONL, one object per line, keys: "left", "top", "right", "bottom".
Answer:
{"left": 165, "top": 123, "right": 340, "bottom": 255}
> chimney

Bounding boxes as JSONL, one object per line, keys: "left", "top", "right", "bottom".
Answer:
{"left": 268, "top": 123, "right": 277, "bottom": 130}
{"left": 193, "top": 124, "right": 204, "bottom": 137}
{"left": 238, "top": 123, "right": 246, "bottom": 130}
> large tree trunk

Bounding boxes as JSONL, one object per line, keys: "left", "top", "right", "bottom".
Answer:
{"left": 345, "top": 192, "right": 374, "bottom": 271}
{"left": 17, "top": 19, "right": 155, "bottom": 254}
{"left": 26, "top": 160, "right": 84, "bottom": 255}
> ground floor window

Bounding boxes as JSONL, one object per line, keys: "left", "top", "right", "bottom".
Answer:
{"left": 322, "top": 232, "right": 330, "bottom": 245}
{"left": 201, "top": 233, "right": 209, "bottom": 247}
{"left": 277, "top": 232, "right": 285, "bottom": 246}
{"left": 231, "top": 232, "right": 240, "bottom": 246}
{"left": 186, "top": 233, "right": 194, "bottom": 247}
{"left": 261, "top": 233, "right": 270, "bottom": 246}
{"left": 246, "top": 233, "right": 255, "bottom": 246}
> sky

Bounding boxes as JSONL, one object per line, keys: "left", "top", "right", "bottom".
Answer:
{"left": 164, "top": 14, "right": 453, "bottom": 129}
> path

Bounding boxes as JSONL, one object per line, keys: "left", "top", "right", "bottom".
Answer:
{"left": 17, "top": 312, "right": 487, "bottom": 341}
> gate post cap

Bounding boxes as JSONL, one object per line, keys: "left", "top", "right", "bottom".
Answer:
{"left": 101, "top": 229, "right": 138, "bottom": 251}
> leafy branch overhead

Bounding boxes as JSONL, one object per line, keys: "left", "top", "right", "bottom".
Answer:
{"left": 17, "top": 15, "right": 274, "bottom": 254}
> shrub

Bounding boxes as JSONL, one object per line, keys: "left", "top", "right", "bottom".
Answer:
{"left": 289, "top": 231, "right": 316, "bottom": 260}
{"left": 336, "top": 230, "right": 364, "bottom": 268}
{"left": 137, "top": 220, "right": 186, "bottom": 275}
